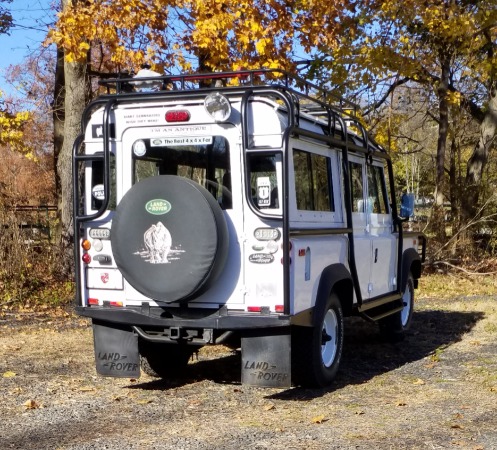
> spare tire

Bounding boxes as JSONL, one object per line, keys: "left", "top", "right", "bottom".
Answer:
{"left": 111, "top": 175, "right": 229, "bottom": 302}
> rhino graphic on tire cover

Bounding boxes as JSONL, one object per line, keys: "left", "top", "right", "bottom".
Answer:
{"left": 143, "top": 222, "right": 172, "bottom": 264}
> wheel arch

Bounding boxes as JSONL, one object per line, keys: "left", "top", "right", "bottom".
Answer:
{"left": 312, "top": 263, "right": 354, "bottom": 327}
{"left": 401, "top": 248, "right": 422, "bottom": 292}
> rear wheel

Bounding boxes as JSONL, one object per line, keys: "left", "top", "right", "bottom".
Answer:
{"left": 139, "top": 342, "right": 198, "bottom": 378}
{"left": 292, "top": 293, "right": 344, "bottom": 387}
{"left": 379, "top": 272, "right": 414, "bottom": 341}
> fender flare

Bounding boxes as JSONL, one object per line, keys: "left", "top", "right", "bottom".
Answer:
{"left": 401, "top": 248, "right": 421, "bottom": 292}
{"left": 312, "top": 264, "right": 353, "bottom": 327}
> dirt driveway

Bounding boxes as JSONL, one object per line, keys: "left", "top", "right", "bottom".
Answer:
{"left": 1, "top": 295, "right": 497, "bottom": 450}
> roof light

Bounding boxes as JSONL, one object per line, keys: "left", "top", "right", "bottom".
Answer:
{"left": 165, "top": 110, "right": 191, "bottom": 122}
{"left": 131, "top": 68, "right": 163, "bottom": 92}
{"left": 204, "top": 92, "right": 231, "bottom": 122}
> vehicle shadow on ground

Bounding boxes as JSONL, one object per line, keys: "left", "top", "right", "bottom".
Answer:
{"left": 129, "top": 309, "right": 484, "bottom": 395}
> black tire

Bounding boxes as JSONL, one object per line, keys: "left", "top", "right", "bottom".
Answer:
{"left": 292, "top": 293, "right": 344, "bottom": 388}
{"left": 379, "top": 272, "right": 414, "bottom": 342}
{"left": 139, "top": 342, "right": 198, "bottom": 378}
{"left": 111, "top": 175, "right": 229, "bottom": 303}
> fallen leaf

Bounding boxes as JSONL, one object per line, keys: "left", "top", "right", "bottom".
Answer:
{"left": 451, "top": 424, "right": 464, "bottom": 429}
{"left": 79, "top": 386, "right": 96, "bottom": 392}
{"left": 24, "top": 399, "right": 40, "bottom": 410}
{"left": 3, "top": 371, "right": 16, "bottom": 378}
{"left": 137, "top": 399, "right": 153, "bottom": 404}
{"left": 264, "top": 403, "right": 275, "bottom": 411}
{"left": 413, "top": 378, "right": 425, "bottom": 385}
{"left": 396, "top": 401, "right": 407, "bottom": 407}
{"left": 311, "top": 414, "right": 327, "bottom": 424}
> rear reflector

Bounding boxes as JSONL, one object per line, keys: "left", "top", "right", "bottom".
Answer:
{"left": 275, "top": 305, "right": 284, "bottom": 313}
{"left": 88, "top": 298, "right": 99, "bottom": 305}
{"left": 109, "top": 301, "right": 123, "bottom": 307}
{"left": 247, "top": 306, "right": 262, "bottom": 312}
{"left": 165, "top": 110, "right": 190, "bottom": 122}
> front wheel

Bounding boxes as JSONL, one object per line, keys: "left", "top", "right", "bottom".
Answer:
{"left": 292, "top": 293, "right": 344, "bottom": 387}
{"left": 379, "top": 272, "right": 414, "bottom": 341}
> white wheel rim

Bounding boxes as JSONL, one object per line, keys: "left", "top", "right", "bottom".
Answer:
{"left": 321, "top": 309, "right": 338, "bottom": 367}
{"left": 401, "top": 284, "right": 412, "bottom": 327}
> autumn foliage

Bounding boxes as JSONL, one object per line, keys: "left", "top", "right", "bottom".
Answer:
{"left": 49, "top": 0, "right": 354, "bottom": 73}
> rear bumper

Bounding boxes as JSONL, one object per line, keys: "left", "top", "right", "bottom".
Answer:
{"left": 75, "top": 305, "right": 292, "bottom": 329}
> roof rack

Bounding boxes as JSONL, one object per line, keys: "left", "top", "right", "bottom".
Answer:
{"left": 97, "top": 68, "right": 384, "bottom": 154}
{"left": 99, "top": 69, "right": 359, "bottom": 113}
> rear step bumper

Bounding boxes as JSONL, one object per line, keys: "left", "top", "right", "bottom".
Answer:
{"left": 76, "top": 306, "right": 292, "bottom": 329}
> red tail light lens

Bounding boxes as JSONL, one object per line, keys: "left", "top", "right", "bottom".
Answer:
{"left": 165, "top": 110, "right": 190, "bottom": 122}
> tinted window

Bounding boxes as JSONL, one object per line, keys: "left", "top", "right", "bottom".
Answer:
{"left": 367, "top": 165, "right": 389, "bottom": 214}
{"left": 293, "top": 149, "right": 333, "bottom": 212}
{"left": 349, "top": 161, "right": 364, "bottom": 213}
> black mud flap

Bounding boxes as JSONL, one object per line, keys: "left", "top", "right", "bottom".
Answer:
{"left": 241, "top": 329, "right": 291, "bottom": 388}
{"left": 92, "top": 321, "right": 140, "bottom": 378}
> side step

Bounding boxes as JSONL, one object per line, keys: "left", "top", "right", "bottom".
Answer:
{"left": 358, "top": 295, "right": 404, "bottom": 322}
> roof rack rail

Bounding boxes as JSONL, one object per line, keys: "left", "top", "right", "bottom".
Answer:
{"left": 99, "top": 69, "right": 359, "bottom": 114}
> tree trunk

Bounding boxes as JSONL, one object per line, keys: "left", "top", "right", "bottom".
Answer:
{"left": 462, "top": 84, "right": 497, "bottom": 221}
{"left": 56, "top": 0, "right": 90, "bottom": 278}
{"left": 53, "top": 46, "right": 65, "bottom": 248}
{"left": 431, "top": 53, "right": 451, "bottom": 241}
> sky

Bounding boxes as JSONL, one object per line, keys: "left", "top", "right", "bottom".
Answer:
{"left": 0, "top": 0, "right": 55, "bottom": 95}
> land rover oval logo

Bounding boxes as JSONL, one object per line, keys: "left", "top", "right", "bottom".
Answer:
{"left": 145, "top": 199, "right": 171, "bottom": 215}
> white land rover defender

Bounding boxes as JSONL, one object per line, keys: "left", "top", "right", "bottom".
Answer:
{"left": 73, "top": 69, "right": 426, "bottom": 388}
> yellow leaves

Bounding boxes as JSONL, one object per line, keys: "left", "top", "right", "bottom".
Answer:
{"left": 0, "top": 104, "right": 32, "bottom": 156}
{"left": 446, "top": 91, "right": 462, "bottom": 106}
{"left": 311, "top": 414, "right": 328, "bottom": 424}
{"left": 2, "top": 371, "right": 16, "bottom": 378}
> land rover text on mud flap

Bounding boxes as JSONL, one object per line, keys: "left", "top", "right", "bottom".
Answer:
{"left": 73, "top": 69, "right": 426, "bottom": 388}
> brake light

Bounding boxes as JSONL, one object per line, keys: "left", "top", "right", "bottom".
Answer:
{"left": 275, "top": 305, "right": 284, "bottom": 313}
{"left": 165, "top": 110, "right": 190, "bottom": 122}
{"left": 88, "top": 298, "right": 99, "bottom": 305}
{"left": 82, "top": 253, "right": 91, "bottom": 264}
{"left": 109, "top": 301, "right": 123, "bottom": 307}
{"left": 247, "top": 306, "right": 262, "bottom": 312}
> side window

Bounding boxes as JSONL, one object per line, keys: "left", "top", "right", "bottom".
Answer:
{"left": 247, "top": 153, "right": 280, "bottom": 209}
{"left": 367, "top": 164, "right": 389, "bottom": 214}
{"left": 349, "top": 161, "right": 364, "bottom": 213}
{"left": 293, "top": 149, "right": 333, "bottom": 212}
{"left": 91, "top": 154, "right": 116, "bottom": 211}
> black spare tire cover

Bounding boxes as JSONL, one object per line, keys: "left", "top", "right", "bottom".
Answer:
{"left": 111, "top": 175, "right": 229, "bottom": 302}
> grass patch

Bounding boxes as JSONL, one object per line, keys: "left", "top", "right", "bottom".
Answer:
{"left": 419, "top": 273, "right": 497, "bottom": 299}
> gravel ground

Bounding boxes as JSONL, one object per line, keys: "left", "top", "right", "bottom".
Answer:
{"left": 1, "top": 295, "right": 497, "bottom": 449}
